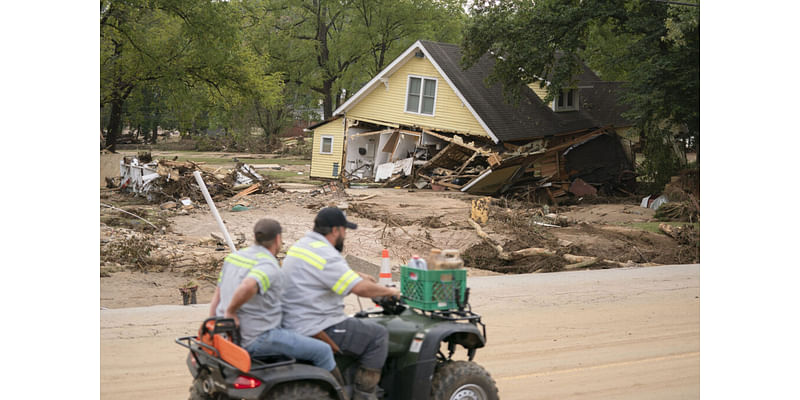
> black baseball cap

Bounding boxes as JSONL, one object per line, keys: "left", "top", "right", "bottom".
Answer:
{"left": 314, "top": 207, "right": 358, "bottom": 229}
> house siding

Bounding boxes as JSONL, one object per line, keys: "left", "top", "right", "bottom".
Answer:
{"left": 347, "top": 56, "right": 489, "bottom": 138}
{"left": 527, "top": 81, "right": 552, "bottom": 107}
{"left": 310, "top": 118, "right": 345, "bottom": 179}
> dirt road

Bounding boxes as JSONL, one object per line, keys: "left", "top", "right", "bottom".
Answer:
{"left": 100, "top": 264, "right": 699, "bottom": 399}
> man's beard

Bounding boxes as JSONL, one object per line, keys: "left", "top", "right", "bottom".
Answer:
{"left": 334, "top": 235, "right": 345, "bottom": 252}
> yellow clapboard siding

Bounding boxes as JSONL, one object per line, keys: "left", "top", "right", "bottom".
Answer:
{"left": 347, "top": 56, "right": 489, "bottom": 138}
{"left": 527, "top": 81, "right": 552, "bottom": 108}
{"left": 310, "top": 118, "right": 345, "bottom": 178}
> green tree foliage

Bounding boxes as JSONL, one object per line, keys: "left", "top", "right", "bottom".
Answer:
{"left": 100, "top": 0, "right": 468, "bottom": 151}
{"left": 267, "top": 0, "right": 468, "bottom": 119}
{"left": 100, "top": 0, "right": 282, "bottom": 152}
{"left": 462, "top": 0, "right": 700, "bottom": 189}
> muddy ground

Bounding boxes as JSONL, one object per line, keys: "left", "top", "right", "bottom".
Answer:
{"left": 100, "top": 178, "right": 698, "bottom": 309}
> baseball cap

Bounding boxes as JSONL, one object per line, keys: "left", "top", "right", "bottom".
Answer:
{"left": 314, "top": 207, "right": 358, "bottom": 229}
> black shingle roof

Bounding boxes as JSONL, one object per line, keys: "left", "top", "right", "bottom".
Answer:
{"left": 420, "top": 41, "right": 630, "bottom": 142}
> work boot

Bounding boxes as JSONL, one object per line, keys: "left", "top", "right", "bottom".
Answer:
{"left": 352, "top": 367, "right": 381, "bottom": 400}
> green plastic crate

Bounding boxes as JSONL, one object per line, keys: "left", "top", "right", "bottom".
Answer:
{"left": 400, "top": 266, "right": 467, "bottom": 311}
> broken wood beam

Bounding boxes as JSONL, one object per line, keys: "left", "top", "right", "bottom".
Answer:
{"left": 421, "top": 129, "right": 487, "bottom": 154}
{"left": 455, "top": 152, "right": 479, "bottom": 175}
{"left": 230, "top": 183, "right": 260, "bottom": 201}
{"left": 432, "top": 181, "right": 463, "bottom": 189}
{"left": 354, "top": 194, "right": 377, "bottom": 201}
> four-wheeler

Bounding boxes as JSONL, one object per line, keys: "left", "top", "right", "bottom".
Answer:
{"left": 177, "top": 289, "right": 497, "bottom": 400}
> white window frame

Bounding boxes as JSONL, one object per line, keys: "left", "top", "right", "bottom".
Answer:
{"left": 553, "top": 88, "right": 579, "bottom": 112}
{"left": 404, "top": 75, "right": 438, "bottom": 116}
{"left": 319, "top": 135, "right": 334, "bottom": 154}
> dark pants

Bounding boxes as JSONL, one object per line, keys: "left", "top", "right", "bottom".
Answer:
{"left": 324, "top": 317, "right": 388, "bottom": 370}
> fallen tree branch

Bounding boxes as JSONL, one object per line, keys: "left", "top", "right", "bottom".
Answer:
{"left": 100, "top": 203, "right": 160, "bottom": 231}
{"left": 388, "top": 217, "right": 438, "bottom": 249}
{"left": 564, "top": 257, "right": 599, "bottom": 270}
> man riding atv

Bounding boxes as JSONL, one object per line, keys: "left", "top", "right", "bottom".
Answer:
{"left": 178, "top": 209, "right": 498, "bottom": 400}
{"left": 209, "top": 218, "right": 343, "bottom": 382}
{"left": 281, "top": 207, "right": 401, "bottom": 400}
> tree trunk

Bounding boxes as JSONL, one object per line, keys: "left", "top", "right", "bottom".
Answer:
{"left": 151, "top": 125, "right": 158, "bottom": 144}
{"left": 322, "top": 79, "right": 333, "bottom": 119}
{"left": 105, "top": 97, "right": 124, "bottom": 153}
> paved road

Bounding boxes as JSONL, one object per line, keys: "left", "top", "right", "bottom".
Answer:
{"left": 100, "top": 264, "right": 699, "bottom": 399}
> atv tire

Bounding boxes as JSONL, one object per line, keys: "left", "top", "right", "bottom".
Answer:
{"left": 188, "top": 369, "right": 227, "bottom": 400}
{"left": 431, "top": 360, "right": 499, "bottom": 400}
{"left": 264, "top": 381, "right": 335, "bottom": 400}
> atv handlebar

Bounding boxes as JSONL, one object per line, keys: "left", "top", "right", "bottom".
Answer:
{"left": 370, "top": 295, "right": 407, "bottom": 315}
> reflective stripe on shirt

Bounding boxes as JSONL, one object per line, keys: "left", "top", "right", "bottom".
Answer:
{"left": 332, "top": 269, "right": 359, "bottom": 295}
{"left": 286, "top": 246, "right": 327, "bottom": 270}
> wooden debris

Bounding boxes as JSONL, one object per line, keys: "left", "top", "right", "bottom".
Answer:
{"left": 230, "top": 183, "right": 260, "bottom": 201}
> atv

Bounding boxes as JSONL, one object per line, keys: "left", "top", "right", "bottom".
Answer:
{"left": 176, "top": 289, "right": 497, "bottom": 400}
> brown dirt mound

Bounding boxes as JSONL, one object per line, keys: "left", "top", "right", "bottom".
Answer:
{"left": 348, "top": 202, "right": 416, "bottom": 226}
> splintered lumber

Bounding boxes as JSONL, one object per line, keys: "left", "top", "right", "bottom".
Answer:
{"left": 455, "top": 152, "right": 479, "bottom": 175}
{"left": 432, "top": 181, "right": 463, "bottom": 190}
{"left": 230, "top": 183, "right": 260, "bottom": 201}
{"left": 487, "top": 154, "right": 501, "bottom": 167}
{"left": 421, "top": 129, "right": 487, "bottom": 154}
{"left": 354, "top": 194, "right": 377, "bottom": 201}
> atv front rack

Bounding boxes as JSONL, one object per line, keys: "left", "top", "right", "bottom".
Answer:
{"left": 414, "top": 308, "right": 487, "bottom": 341}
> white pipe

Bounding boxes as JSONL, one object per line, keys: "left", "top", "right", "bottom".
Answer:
{"left": 193, "top": 171, "right": 236, "bottom": 252}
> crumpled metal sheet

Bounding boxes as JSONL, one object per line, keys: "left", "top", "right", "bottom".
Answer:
{"left": 120, "top": 158, "right": 160, "bottom": 200}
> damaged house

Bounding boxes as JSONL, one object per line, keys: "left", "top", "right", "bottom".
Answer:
{"left": 309, "top": 40, "right": 637, "bottom": 200}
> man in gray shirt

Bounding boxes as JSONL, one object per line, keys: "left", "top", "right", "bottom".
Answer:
{"left": 282, "top": 208, "right": 400, "bottom": 400}
{"left": 209, "top": 218, "right": 339, "bottom": 379}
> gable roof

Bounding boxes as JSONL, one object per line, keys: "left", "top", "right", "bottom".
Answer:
{"left": 334, "top": 40, "right": 630, "bottom": 143}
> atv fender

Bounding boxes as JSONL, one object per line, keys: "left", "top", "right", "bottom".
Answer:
{"left": 235, "top": 363, "right": 347, "bottom": 400}
{"left": 401, "top": 322, "right": 485, "bottom": 400}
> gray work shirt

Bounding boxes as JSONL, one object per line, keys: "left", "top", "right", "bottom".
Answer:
{"left": 280, "top": 231, "right": 363, "bottom": 336}
{"left": 215, "top": 245, "right": 282, "bottom": 347}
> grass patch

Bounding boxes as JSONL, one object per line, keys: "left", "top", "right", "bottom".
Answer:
{"left": 170, "top": 156, "right": 310, "bottom": 166}
{"left": 625, "top": 221, "right": 700, "bottom": 234}
{"left": 261, "top": 170, "right": 324, "bottom": 184}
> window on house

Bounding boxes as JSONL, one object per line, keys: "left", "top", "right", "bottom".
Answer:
{"left": 406, "top": 76, "right": 437, "bottom": 115}
{"left": 554, "top": 89, "right": 578, "bottom": 112}
{"left": 320, "top": 136, "right": 333, "bottom": 154}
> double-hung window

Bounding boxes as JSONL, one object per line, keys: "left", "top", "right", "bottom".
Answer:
{"left": 406, "top": 76, "right": 437, "bottom": 115}
{"left": 553, "top": 89, "right": 578, "bottom": 112}
{"left": 320, "top": 136, "right": 333, "bottom": 154}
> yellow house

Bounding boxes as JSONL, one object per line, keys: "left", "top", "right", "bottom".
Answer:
{"left": 310, "top": 40, "right": 633, "bottom": 181}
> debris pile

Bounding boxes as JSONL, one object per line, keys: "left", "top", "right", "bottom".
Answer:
{"left": 345, "top": 126, "right": 636, "bottom": 203}
{"left": 117, "top": 156, "right": 284, "bottom": 203}
{"left": 100, "top": 224, "right": 226, "bottom": 279}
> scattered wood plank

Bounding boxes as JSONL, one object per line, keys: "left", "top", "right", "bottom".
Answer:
{"left": 432, "top": 180, "right": 463, "bottom": 190}
{"left": 354, "top": 194, "right": 377, "bottom": 201}
{"left": 455, "top": 152, "right": 479, "bottom": 175}
{"left": 230, "top": 183, "right": 260, "bottom": 201}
